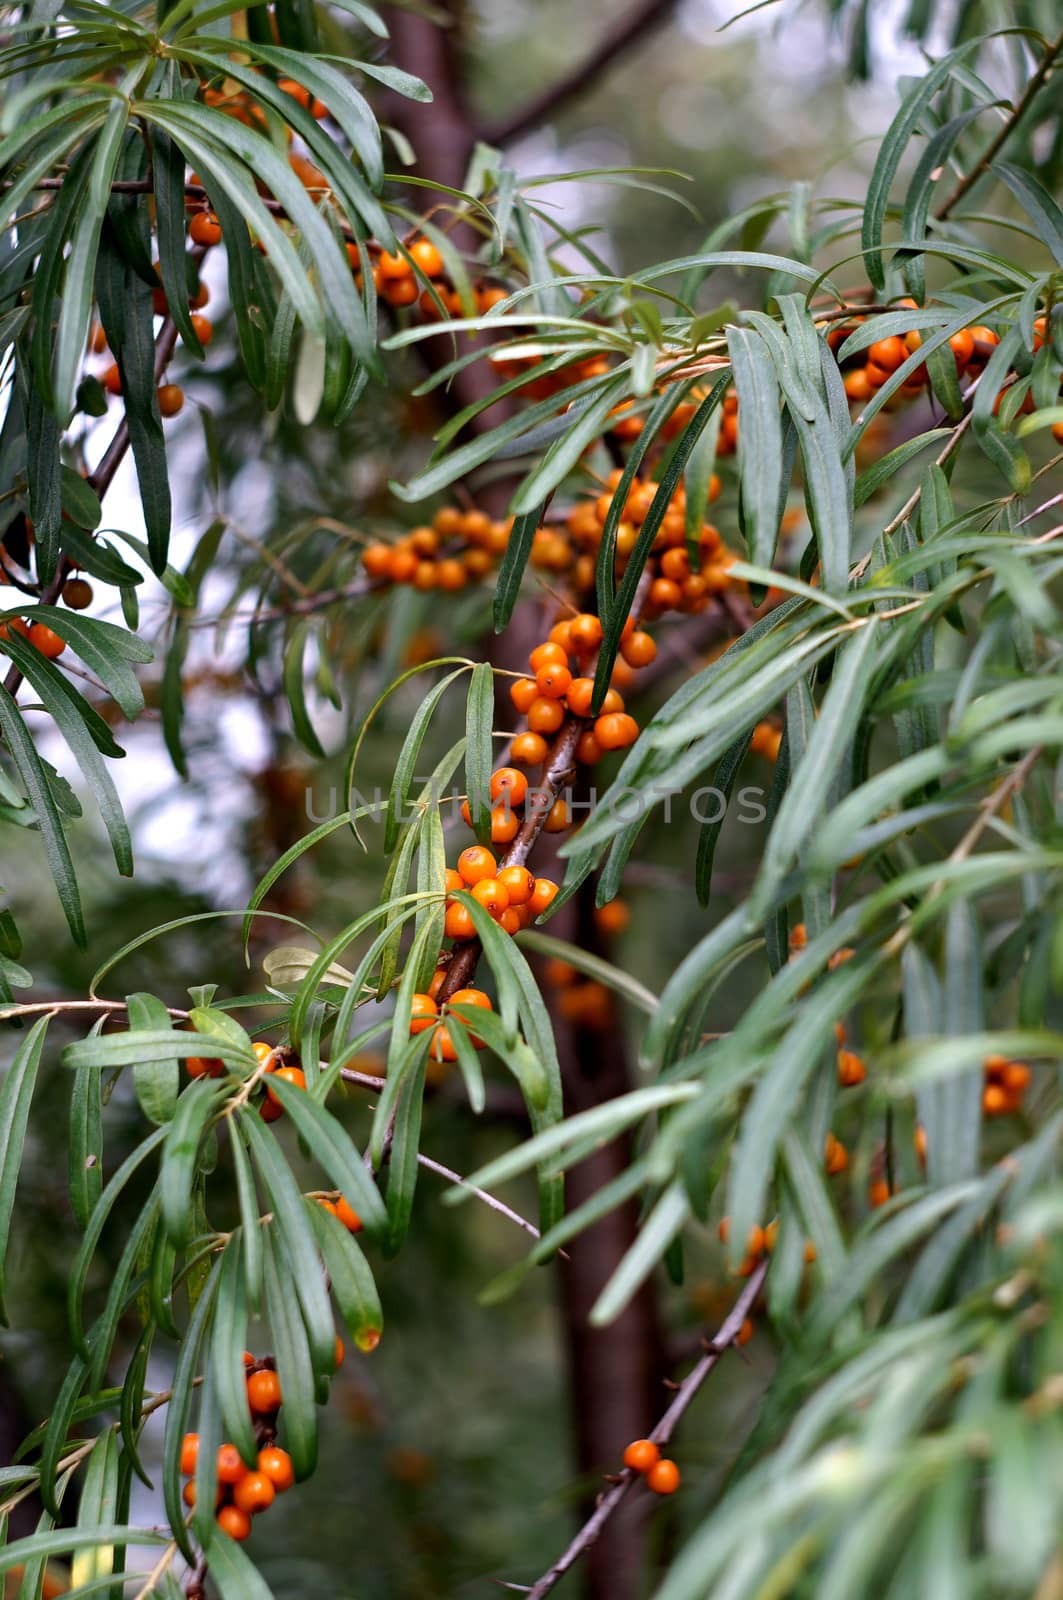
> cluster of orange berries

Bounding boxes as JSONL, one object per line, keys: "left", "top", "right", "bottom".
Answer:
{"left": 442, "top": 843, "right": 559, "bottom": 941}
{"left": 350, "top": 235, "right": 507, "bottom": 321}
{"left": 982, "top": 1054, "right": 1031, "bottom": 1117}
{"left": 0, "top": 612, "right": 66, "bottom": 657}
{"left": 186, "top": 1040, "right": 334, "bottom": 1131}
{"left": 178, "top": 1357, "right": 304, "bottom": 1543}
{"left": 545, "top": 471, "right": 742, "bottom": 620}
{"left": 621, "top": 1439, "right": 680, "bottom": 1495}
{"left": 408, "top": 979, "right": 493, "bottom": 1063}
{"left": 361, "top": 505, "right": 511, "bottom": 592}
{"left": 509, "top": 621, "right": 647, "bottom": 767}
{"left": 829, "top": 311, "right": 1005, "bottom": 406}
{"left": 718, "top": 1216, "right": 817, "bottom": 1274}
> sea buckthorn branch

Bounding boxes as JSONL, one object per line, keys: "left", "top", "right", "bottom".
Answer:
{"left": 933, "top": 21, "right": 1063, "bottom": 222}
{"left": 516, "top": 1259, "right": 769, "bottom": 1600}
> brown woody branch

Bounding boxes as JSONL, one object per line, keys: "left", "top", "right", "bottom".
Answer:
{"left": 482, "top": 0, "right": 680, "bottom": 148}
{"left": 518, "top": 1259, "right": 768, "bottom": 1599}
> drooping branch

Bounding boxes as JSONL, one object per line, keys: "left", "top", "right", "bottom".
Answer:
{"left": 482, "top": 0, "right": 680, "bottom": 148}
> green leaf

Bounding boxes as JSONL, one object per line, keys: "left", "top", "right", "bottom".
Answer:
{"left": 383, "top": 669, "right": 466, "bottom": 854}
{"left": 230, "top": 1121, "right": 264, "bottom": 1317}
{"left": 283, "top": 621, "right": 326, "bottom": 757}
{"left": 241, "top": 1111, "right": 335, "bottom": 1377}
{"left": 127, "top": 992, "right": 180, "bottom": 1125}
{"left": 262, "top": 1229, "right": 319, "bottom": 1480}
{"left": 204, "top": 1519, "right": 277, "bottom": 1599}
{"left": 0, "top": 1014, "right": 47, "bottom": 1324}
{"left": 212, "top": 1237, "right": 258, "bottom": 1465}
{"left": 25, "top": 387, "right": 61, "bottom": 584}
{"left": 590, "top": 1181, "right": 690, "bottom": 1325}
{"left": 384, "top": 1049, "right": 427, "bottom": 1256}
{"left": 993, "top": 161, "right": 1063, "bottom": 268}
{"left": 68, "top": 1058, "right": 103, "bottom": 1230}
{"left": 260, "top": 1074, "right": 386, "bottom": 1238}
{"left": 728, "top": 323, "right": 783, "bottom": 566}
{"left": 0, "top": 690, "right": 84, "bottom": 944}
{"left": 493, "top": 505, "right": 543, "bottom": 632}
{"left": 694, "top": 733, "right": 753, "bottom": 906}
{"left": 464, "top": 661, "right": 494, "bottom": 846}
{"left": 308, "top": 1198, "right": 383, "bottom": 1354}
{"left": 162, "top": 1256, "right": 220, "bottom": 1560}
{"left": 0, "top": 1528, "right": 167, "bottom": 1580}
{"left": 160, "top": 1078, "right": 229, "bottom": 1248}
{"left": 514, "top": 929, "right": 658, "bottom": 1014}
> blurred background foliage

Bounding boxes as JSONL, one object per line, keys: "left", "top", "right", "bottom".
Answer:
{"left": 3, "top": 1, "right": 1061, "bottom": 1594}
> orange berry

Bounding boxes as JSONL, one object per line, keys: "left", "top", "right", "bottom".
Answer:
{"left": 497, "top": 865, "right": 535, "bottom": 905}
{"left": 61, "top": 577, "right": 93, "bottom": 610}
{"left": 444, "top": 902, "right": 476, "bottom": 940}
{"left": 182, "top": 1479, "right": 198, "bottom": 1507}
{"left": 361, "top": 542, "right": 394, "bottom": 579}
{"left": 594, "top": 900, "right": 630, "bottom": 934}
{"left": 529, "top": 641, "right": 569, "bottom": 673}
{"left": 548, "top": 619, "right": 574, "bottom": 651}
{"left": 433, "top": 506, "right": 463, "bottom": 536}
{"left": 216, "top": 1505, "right": 252, "bottom": 1542}
{"left": 565, "top": 677, "right": 597, "bottom": 718}
{"left": 257, "top": 1446, "right": 294, "bottom": 1492}
{"left": 317, "top": 1198, "right": 339, "bottom": 1219}
{"left": 408, "top": 526, "right": 439, "bottom": 556}
{"left": 189, "top": 212, "right": 222, "bottom": 248}
{"left": 216, "top": 1443, "right": 249, "bottom": 1485}
{"left": 836, "top": 1050, "right": 866, "bottom": 1087}
{"left": 436, "top": 558, "right": 466, "bottom": 591}
{"left": 377, "top": 250, "right": 411, "bottom": 280}
{"left": 457, "top": 845, "right": 497, "bottom": 885}
{"left": 448, "top": 987, "right": 492, "bottom": 1013}
{"left": 528, "top": 697, "right": 565, "bottom": 735}
{"left": 408, "top": 239, "right": 443, "bottom": 277}
{"left": 264, "top": 1064, "right": 305, "bottom": 1115}
{"left": 157, "top": 384, "right": 184, "bottom": 417}
{"left": 429, "top": 1023, "right": 458, "bottom": 1062}
{"left": 569, "top": 613, "right": 603, "bottom": 652}
{"left": 511, "top": 731, "right": 548, "bottom": 766}
{"left": 649, "top": 577, "right": 682, "bottom": 612}
{"left": 544, "top": 797, "right": 571, "bottom": 832}
{"left": 179, "top": 1433, "right": 199, "bottom": 1476}
{"left": 471, "top": 878, "right": 510, "bottom": 918}
{"left": 27, "top": 622, "right": 66, "bottom": 659}
{"left": 498, "top": 907, "right": 523, "bottom": 935}
{"left": 186, "top": 1056, "right": 223, "bottom": 1080}
{"left": 529, "top": 878, "right": 559, "bottom": 917}
{"left": 1003, "top": 1062, "right": 1031, "bottom": 1096}
{"left": 251, "top": 1042, "right": 273, "bottom": 1064}
{"left": 444, "top": 867, "right": 464, "bottom": 899}
{"left": 247, "top": 1369, "right": 282, "bottom": 1414}
{"left": 843, "top": 367, "right": 873, "bottom": 401}
{"left": 536, "top": 663, "right": 572, "bottom": 700}
{"left": 335, "top": 1195, "right": 362, "bottom": 1233}
{"left": 982, "top": 1083, "right": 1009, "bottom": 1116}
{"left": 510, "top": 677, "right": 539, "bottom": 713}
{"left": 646, "top": 1459, "right": 680, "bottom": 1495}
{"left": 490, "top": 805, "right": 520, "bottom": 845}
{"left": 101, "top": 363, "right": 122, "bottom": 396}
{"left": 410, "top": 993, "right": 438, "bottom": 1035}
{"left": 190, "top": 313, "right": 213, "bottom": 346}
{"left": 621, "top": 630, "right": 656, "bottom": 667}
{"left": 233, "top": 1472, "right": 275, "bottom": 1516}
{"left": 490, "top": 767, "right": 529, "bottom": 806}
{"left": 914, "top": 1125, "right": 928, "bottom": 1162}
{"left": 427, "top": 966, "right": 448, "bottom": 1000}
{"left": 623, "top": 1439, "right": 660, "bottom": 1474}
{"left": 594, "top": 712, "right": 638, "bottom": 751}
{"left": 867, "top": 335, "right": 908, "bottom": 372}
{"left": 868, "top": 1179, "right": 891, "bottom": 1209}
{"left": 736, "top": 1318, "right": 754, "bottom": 1347}
{"left": 333, "top": 1335, "right": 345, "bottom": 1368}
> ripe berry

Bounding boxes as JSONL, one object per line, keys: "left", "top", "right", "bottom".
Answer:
{"left": 157, "top": 384, "right": 184, "bottom": 417}
{"left": 190, "top": 313, "right": 214, "bottom": 346}
{"left": 836, "top": 1050, "right": 866, "bottom": 1087}
{"left": 490, "top": 767, "right": 529, "bottom": 807}
{"left": 408, "top": 238, "right": 443, "bottom": 277}
{"left": 233, "top": 1471, "right": 275, "bottom": 1516}
{"left": 621, "top": 629, "right": 656, "bottom": 667}
{"left": 444, "top": 902, "right": 476, "bottom": 940}
{"left": 490, "top": 805, "right": 520, "bottom": 844}
{"left": 646, "top": 1459, "right": 680, "bottom": 1495}
{"left": 529, "top": 878, "right": 559, "bottom": 917}
{"left": 179, "top": 1432, "right": 199, "bottom": 1476}
{"left": 429, "top": 1024, "right": 458, "bottom": 1062}
{"left": 569, "top": 613, "right": 603, "bottom": 652}
{"left": 256, "top": 1446, "right": 294, "bottom": 1493}
{"left": 529, "top": 641, "right": 568, "bottom": 673}
{"left": 333, "top": 1335, "right": 345, "bottom": 1368}
{"left": 101, "top": 363, "right": 122, "bottom": 396}
{"left": 498, "top": 908, "right": 523, "bottom": 935}
{"left": 471, "top": 878, "right": 510, "bottom": 918}
{"left": 594, "top": 712, "right": 639, "bottom": 751}
{"left": 251, "top": 1041, "right": 273, "bottom": 1063}
{"left": 410, "top": 993, "right": 438, "bottom": 1035}
{"left": 27, "top": 623, "right": 66, "bottom": 659}
{"left": 535, "top": 663, "right": 572, "bottom": 700}
{"left": 736, "top": 1318, "right": 754, "bottom": 1347}
{"left": 217, "top": 1443, "right": 248, "bottom": 1484}
{"left": 594, "top": 900, "right": 630, "bottom": 934}
{"left": 528, "top": 697, "right": 564, "bottom": 735}
{"left": 190, "top": 212, "right": 222, "bottom": 247}
{"left": 335, "top": 1196, "right": 362, "bottom": 1233}
{"left": 575, "top": 730, "right": 602, "bottom": 764}
{"left": 445, "top": 867, "right": 464, "bottom": 898}
{"left": 264, "top": 1064, "right": 306, "bottom": 1117}
{"left": 623, "top": 1439, "right": 659, "bottom": 1474}
{"left": 448, "top": 987, "right": 492, "bottom": 1013}
{"left": 216, "top": 1505, "right": 252, "bottom": 1541}
{"left": 362, "top": 542, "right": 394, "bottom": 578}
{"left": 544, "top": 797, "right": 571, "bottom": 833}
{"left": 498, "top": 865, "right": 535, "bottom": 904}
{"left": 867, "top": 335, "right": 908, "bottom": 372}
{"left": 62, "top": 577, "right": 93, "bottom": 610}
{"left": 511, "top": 732, "right": 548, "bottom": 766}
{"left": 565, "top": 677, "right": 597, "bottom": 718}
{"left": 548, "top": 619, "right": 574, "bottom": 651}
{"left": 247, "top": 1369, "right": 282, "bottom": 1414}
{"left": 186, "top": 1055, "right": 224, "bottom": 1079}
{"left": 457, "top": 845, "right": 497, "bottom": 885}
{"left": 510, "top": 677, "right": 539, "bottom": 713}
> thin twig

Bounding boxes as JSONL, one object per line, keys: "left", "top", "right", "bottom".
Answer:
{"left": 482, "top": 0, "right": 680, "bottom": 146}
{"left": 416, "top": 1151, "right": 544, "bottom": 1241}
{"left": 0, "top": 998, "right": 188, "bottom": 1021}
{"left": 934, "top": 23, "right": 1063, "bottom": 221}
{"left": 519, "top": 1261, "right": 768, "bottom": 1600}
